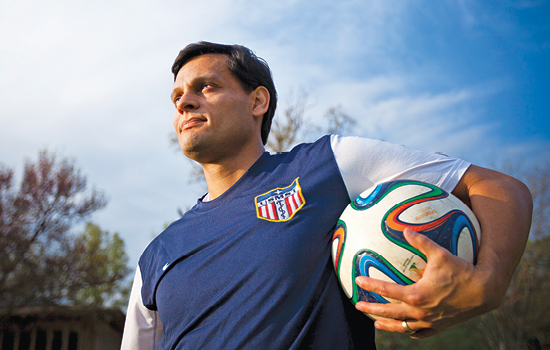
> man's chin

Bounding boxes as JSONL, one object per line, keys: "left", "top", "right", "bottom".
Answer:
{"left": 179, "top": 135, "right": 206, "bottom": 152}
{"left": 180, "top": 139, "right": 211, "bottom": 161}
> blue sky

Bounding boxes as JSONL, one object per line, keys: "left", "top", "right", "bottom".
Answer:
{"left": 1, "top": 0, "right": 548, "bottom": 267}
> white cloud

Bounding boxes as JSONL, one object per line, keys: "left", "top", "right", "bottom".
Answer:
{"left": 1, "top": 0, "right": 547, "bottom": 266}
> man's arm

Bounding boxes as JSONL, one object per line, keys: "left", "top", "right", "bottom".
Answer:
{"left": 355, "top": 165, "right": 533, "bottom": 338}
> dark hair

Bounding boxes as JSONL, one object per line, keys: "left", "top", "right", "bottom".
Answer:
{"left": 172, "top": 42, "right": 278, "bottom": 145}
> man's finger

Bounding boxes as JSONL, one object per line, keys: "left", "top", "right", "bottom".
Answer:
{"left": 355, "top": 276, "right": 411, "bottom": 304}
{"left": 372, "top": 317, "right": 434, "bottom": 336}
{"left": 355, "top": 297, "right": 429, "bottom": 322}
{"left": 403, "top": 228, "right": 452, "bottom": 262}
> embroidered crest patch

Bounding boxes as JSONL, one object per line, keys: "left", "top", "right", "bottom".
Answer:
{"left": 255, "top": 178, "right": 305, "bottom": 222}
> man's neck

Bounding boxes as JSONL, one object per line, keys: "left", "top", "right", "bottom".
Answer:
{"left": 201, "top": 145, "right": 265, "bottom": 200}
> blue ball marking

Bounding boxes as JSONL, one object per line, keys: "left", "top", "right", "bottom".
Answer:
{"left": 354, "top": 250, "right": 411, "bottom": 304}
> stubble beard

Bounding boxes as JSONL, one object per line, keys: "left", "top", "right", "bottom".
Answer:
{"left": 179, "top": 133, "right": 206, "bottom": 162}
{"left": 178, "top": 130, "right": 228, "bottom": 165}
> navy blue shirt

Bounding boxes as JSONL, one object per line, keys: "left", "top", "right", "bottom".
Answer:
{"left": 140, "top": 136, "right": 375, "bottom": 349}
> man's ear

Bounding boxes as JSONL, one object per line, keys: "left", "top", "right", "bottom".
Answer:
{"left": 251, "top": 86, "right": 270, "bottom": 118}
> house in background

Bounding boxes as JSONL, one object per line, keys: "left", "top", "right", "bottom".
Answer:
{"left": 0, "top": 306, "right": 124, "bottom": 350}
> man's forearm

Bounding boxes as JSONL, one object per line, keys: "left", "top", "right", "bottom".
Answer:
{"left": 453, "top": 165, "right": 533, "bottom": 309}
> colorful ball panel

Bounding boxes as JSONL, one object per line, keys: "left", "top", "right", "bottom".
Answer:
{"left": 331, "top": 180, "right": 481, "bottom": 319}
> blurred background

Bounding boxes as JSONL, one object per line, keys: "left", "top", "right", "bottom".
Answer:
{"left": 1, "top": 0, "right": 549, "bottom": 349}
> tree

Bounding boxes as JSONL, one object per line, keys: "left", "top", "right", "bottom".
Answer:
{"left": 68, "top": 222, "right": 131, "bottom": 308}
{"left": 266, "top": 92, "right": 357, "bottom": 153}
{"left": 324, "top": 105, "right": 358, "bottom": 136}
{"left": 476, "top": 162, "right": 550, "bottom": 350}
{"left": 266, "top": 90, "right": 310, "bottom": 153}
{"left": 0, "top": 150, "right": 130, "bottom": 308}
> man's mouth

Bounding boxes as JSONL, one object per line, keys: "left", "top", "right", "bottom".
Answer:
{"left": 181, "top": 117, "right": 206, "bottom": 131}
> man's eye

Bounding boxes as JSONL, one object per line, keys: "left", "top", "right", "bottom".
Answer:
{"left": 202, "top": 84, "right": 212, "bottom": 90}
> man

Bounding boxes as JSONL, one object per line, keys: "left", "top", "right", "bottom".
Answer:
{"left": 121, "top": 42, "right": 532, "bottom": 349}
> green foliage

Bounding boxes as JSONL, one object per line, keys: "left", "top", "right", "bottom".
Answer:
{"left": 477, "top": 234, "right": 550, "bottom": 349}
{"left": 69, "top": 222, "right": 131, "bottom": 308}
{"left": 474, "top": 162, "right": 550, "bottom": 349}
{"left": 376, "top": 317, "right": 487, "bottom": 350}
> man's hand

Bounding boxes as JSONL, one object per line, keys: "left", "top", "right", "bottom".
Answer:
{"left": 355, "top": 165, "right": 533, "bottom": 339}
{"left": 355, "top": 228, "right": 493, "bottom": 338}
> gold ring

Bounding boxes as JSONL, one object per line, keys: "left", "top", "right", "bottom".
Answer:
{"left": 402, "top": 320, "right": 415, "bottom": 334}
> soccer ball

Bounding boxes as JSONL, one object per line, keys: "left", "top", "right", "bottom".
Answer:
{"left": 331, "top": 179, "right": 481, "bottom": 319}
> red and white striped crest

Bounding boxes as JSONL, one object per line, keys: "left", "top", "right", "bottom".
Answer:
{"left": 255, "top": 178, "right": 305, "bottom": 222}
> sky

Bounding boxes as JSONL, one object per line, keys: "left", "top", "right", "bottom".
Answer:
{"left": 1, "top": 0, "right": 549, "bottom": 267}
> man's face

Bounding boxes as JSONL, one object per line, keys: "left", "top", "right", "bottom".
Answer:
{"left": 171, "top": 54, "right": 260, "bottom": 163}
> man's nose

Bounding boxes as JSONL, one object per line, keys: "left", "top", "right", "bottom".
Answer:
{"left": 176, "top": 93, "right": 199, "bottom": 113}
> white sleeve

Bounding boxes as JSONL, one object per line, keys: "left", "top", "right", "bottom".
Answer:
{"left": 330, "top": 135, "right": 471, "bottom": 201}
{"left": 121, "top": 266, "right": 163, "bottom": 350}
